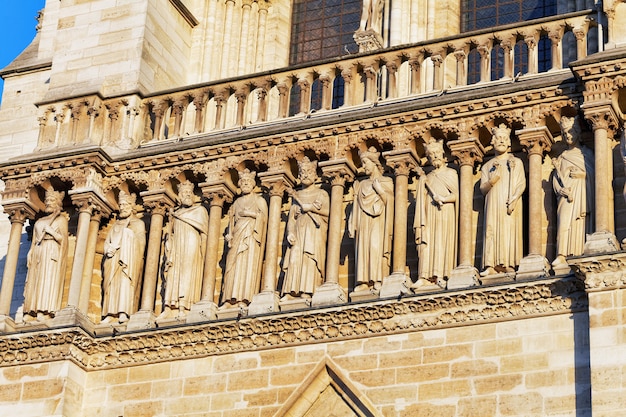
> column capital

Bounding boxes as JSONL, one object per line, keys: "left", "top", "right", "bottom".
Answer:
{"left": 582, "top": 104, "right": 621, "bottom": 133}
{"left": 69, "top": 190, "right": 113, "bottom": 218}
{"left": 516, "top": 125, "right": 555, "bottom": 156}
{"left": 258, "top": 171, "right": 295, "bottom": 197}
{"left": 319, "top": 158, "right": 356, "bottom": 186}
{"left": 448, "top": 138, "right": 485, "bottom": 167}
{"left": 198, "top": 182, "right": 236, "bottom": 207}
{"left": 1, "top": 200, "right": 37, "bottom": 224}
{"left": 382, "top": 149, "right": 419, "bottom": 176}
{"left": 140, "top": 189, "right": 177, "bottom": 216}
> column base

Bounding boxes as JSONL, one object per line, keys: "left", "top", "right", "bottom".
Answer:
{"left": 410, "top": 278, "right": 444, "bottom": 294}
{"left": 186, "top": 301, "right": 218, "bottom": 324}
{"left": 0, "top": 315, "right": 16, "bottom": 333}
{"left": 516, "top": 254, "right": 550, "bottom": 280}
{"left": 312, "top": 282, "right": 347, "bottom": 308}
{"left": 217, "top": 303, "right": 249, "bottom": 320}
{"left": 279, "top": 296, "right": 311, "bottom": 312}
{"left": 448, "top": 265, "right": 481, "bottom": 290}
{"left": 349, "top": 285, "right": 380, "bottom": 303}
{"left": 584, "top": 231, "right": 620, "bottom": 255}
{"left": 52, "top": 306, "right": 94, "bottom": 332}
{"left": 94, "top": 321, "right": 127, "bottom": 336}
{"left": 248, "top": 291, "right": 279, "bottom": 316}
{"left": 380, "top": 273, "right": 410, "bottom": 298}
{"left": 126, "top": 310, "right": 157, "bottom": 331}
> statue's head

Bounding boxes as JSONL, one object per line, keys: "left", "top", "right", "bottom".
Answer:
{"left": 177, "top": 180, "right": 196, "bottom": 207}
{"left": 44, "top": 189, "right": 64, "bottom": 212}
{"left": 560, "top": 115, "right": 581, "bottom": 146}
{"left": 118, "top": 190, "right": 137, "bottom": 219}
{"left": 238, "top": 169, "right": 257, "bottom": 194}
{"left": 298, "top": 156, "right": 318, "bottom": 185}
{"left": 359, "top": 146, "right": 383, "bottom": 175}
{"left": 424, "top": 140, "right": 445, "bottom": 167}
{"left": 490, "top": 124, "right": 511, "bottom": 154}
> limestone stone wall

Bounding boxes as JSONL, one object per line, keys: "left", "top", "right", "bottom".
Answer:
{"left": 0, "top": 311, "right": 590, "bottom": 416}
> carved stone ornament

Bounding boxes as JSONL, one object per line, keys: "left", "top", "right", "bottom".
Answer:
{"left": 570, "top": 252, "right": 626, "bottom": 291}
{"left": 0, "top": 277, "right": 585, "bottom": 370}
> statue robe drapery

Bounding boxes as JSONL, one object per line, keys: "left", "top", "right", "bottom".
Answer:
{"left": 222, "top": 193, "right": 268, "bottom": 304}
{"left": 102, "top": 216, "right": 146, "bottom": 317}
{"left": 163, "top": 204, "right": 208, "bottom": 310}
{"left": 414, "top": 166, "right": 458, "bottom": 281}
{"left": 282, "top": 186, "right": 329, "bottom": 295}
{"left": 348, "top": 176, "right": 394, "bottom": 286}
{"left": 480, "top": 155, "right": 526, "bottom": 270}
{"left": 552, "top": 145, "right": 594, "bottom": 257}
{"left": 24, "top": 212, "right": 69, "bottom": 314}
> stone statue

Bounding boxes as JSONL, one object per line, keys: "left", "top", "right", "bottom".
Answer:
{"left": 552, "top": 115, "right": 594, "bottom": 266}
{"left": 413, "top": 141, "right": 458, "bottom": 289}
{"left": 159, "top": 181, "right": 209, "bottom": 319}
{"left": 221, "top": 169, "right": 268, "bottom": 307}
{"left": 348, "top": 147, "right": 394, "bottom": 292}
{"left": 359, "top": 0, "right": 384, "bottom": 33}
{"left": 281, "top": 157, "right": 330, "bottom": 301}
{"left": 480, "top": 124, "right": 526, "bottom": 276}
{"left": 23, "top": 189, "right": 69, "bottom": 321}
{"left": 102, "top": 191, "right": 146, "bottom": 323}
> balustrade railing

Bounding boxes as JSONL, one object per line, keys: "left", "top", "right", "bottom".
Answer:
{"left": 34, "top": 11, "right": 596, "bottom": 151}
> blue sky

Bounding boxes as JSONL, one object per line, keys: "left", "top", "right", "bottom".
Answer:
{"left": 0, "top": 1, "right": 46, "bottom": 103}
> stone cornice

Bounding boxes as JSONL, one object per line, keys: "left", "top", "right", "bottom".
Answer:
{"left": 570, "top": 251, "right": 626, "bottom": 291}
{"left": 0, "top": 276, "right": 586, "bottom": 370}
{"left": 0, "top": 90, "right": 576, "bottom": 184}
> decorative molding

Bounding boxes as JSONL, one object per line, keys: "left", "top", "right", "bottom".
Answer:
{"left": 570, "top": 252, "right": 626, "bottom": 291}
{"left": 0, "top": 277, "right": 586, "bottom": 370}
{"left": 169, "top": 0, "right": 199, "bottom": 27}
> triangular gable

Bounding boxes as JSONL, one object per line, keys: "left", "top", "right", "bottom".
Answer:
{"left": 276, "top": 356, "right": 382, "bottom": 417}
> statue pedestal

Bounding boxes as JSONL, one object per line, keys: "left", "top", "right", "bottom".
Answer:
{"left": 216, "top": 303, "right": 248, "bottom": 320}
{"left": 479, "top": 271, "right": 515, "bottom": 285}
{"left": 312, "top": 283, "right": 347, "bottom": 308}
{"left": 94, "top": 322, "right": 127, "bottom": 336}
{"left": 410, "top": 279, "right": 443, "bottom": 294}
{"left": 584, "top": 231, "right": 620, "bottom": 255}
{"left": 186, "top": 301, "right": 218, "bottom": 324}
{"left": 52, "top": 306, "right": 93, "bottom": 332}
{"left": 0, "top": 315, "right": 16, "bottom": 333}
{"left": 349, "top": 286, "right": 379, "bottom": 303}
{"left": 552, "top": 261, "right": 572, "bottom": 276}
{"left": 353, "top": 29, "right": 384, "bottom": 52}
{"left": 279, "top": 297, "right": 311, "bottom": 312}
{"left": 380, "top": 273, "right": 410, "bottom": 298}
{"left": 448, "top": 265, "right": 480, "bottom": 290}
{"left": 516, "top": 254, "right": 550, "bottom": 280}
{"left": 248, "top": 291, "right": 279, "bottom": 316}
{"left": 126, "top": 309, "right": 157, "bottom": 331}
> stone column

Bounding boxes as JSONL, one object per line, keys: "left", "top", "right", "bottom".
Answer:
{"left": 277, "top": 82, "right": 290, "bottom": 119}
{"left": 548, "top": 29, "right": 563, "bottom": 71}
{"left": 238, "top": 0, "right": 252, "bottom": 75}
{"left": 192, "top": 93, "right": 206, "bottom": 134}
{"left": 78, "top": 208, "right": 107, "bottom": 315}
{"left": 187, "top": 184, "right": 234, "bottom": 323}
{"left": 341, "top": 68, "right": 353, "bottom": 107}
{"left": 0, "top": 203, "right": 35, "bottom": 331}
{"left": 454, "top": 50, "right": 467, "bottom": 87}
{"left": 126, "top": 190, "right": 175, "bottom": 331}
{"left": 214, "top": 93, "right": 226, "bottom": 130}
{"left": 525, "top": 36, "right": 538, "bottom": 75}
{"left": 582, "top": 107, "right": 620, "bottom": 253}
{"left": 448, "top": 138, "right": 485, "bottom": 289}
{"left": 319, "top": 74, "right": 332, "bottom": 111}
{"left": 386, "top": 61, "right": 398, "bottom": 99}
{"left": 255, "top": 1, "right": 269, "bottom": 71}
{"left": 380, "top": 150, "right": 418, "bottom": 297}
{"left": 517, "top": 126, "right": 553, "bottom": 278}
{"left": 313, "top": 160, "right": 355, "bottom": 307}
{"left": 220, "top": 0, "right": 236, "bottom": 78}
{"left": 501, "top": 40, "right": 513, "bottom": 79}
{"left": 256, "top": 87, "right": 268, "bottom": 122}
{"left": 235, "top": 90, "right": 247, "bottom": 126}
{"left": 249, "top": 172, "right": 294, "bottom": 315}
{"left": 478, "top": 44, "right": 491, "bottom": 83}
{"left": 363, "top": 65, "right": 378, "bottom": 103}
{"left": 54, "top": 191, "right": 109, "bottom": 328}
{"left": 431, "top": 54, "right": 443, "bottom": 91}
{"left": 409, "top": 56, "right": 422, "bottom": 94}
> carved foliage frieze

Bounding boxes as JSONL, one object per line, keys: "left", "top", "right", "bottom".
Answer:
{"left": 0, "top": 278, "right": 586, "bottom": 370}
